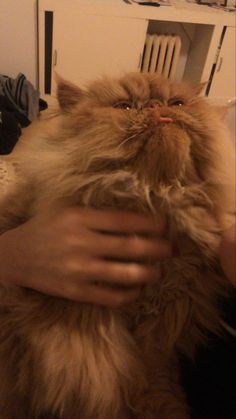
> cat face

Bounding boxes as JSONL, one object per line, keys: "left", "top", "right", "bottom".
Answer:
{"left": 56, "top": 73, "right": 223, "bottom": 187}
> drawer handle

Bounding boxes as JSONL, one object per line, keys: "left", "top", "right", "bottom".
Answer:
{"left": 53, "top": 49, "right": 58, "bottom": 67}
{"left": 217, "top": 57, "right": 223, "bottom": 73}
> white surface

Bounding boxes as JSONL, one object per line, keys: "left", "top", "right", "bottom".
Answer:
{"left": 209, "top": 27, "right": 236, "bottom": 99}
{"left": 50, "top": 12, "right": 148, "bottom": 90}
{"left": 207, "top": 97, "right": 236, "bottom": 143}
{"left": 0, "top": 0, "right": 38, "bottom": 86}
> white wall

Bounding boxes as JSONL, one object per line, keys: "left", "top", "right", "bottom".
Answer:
{"left": 0, "top": 0, "right": 37, "bottom": 87}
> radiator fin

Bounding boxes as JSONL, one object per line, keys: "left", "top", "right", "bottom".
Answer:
{"left": 141, "top": 34, "right": 181, "bottom": 80}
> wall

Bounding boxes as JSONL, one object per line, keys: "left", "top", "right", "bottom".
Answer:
{"left": 0, "top": 0, "right": 37, "bottom": 87}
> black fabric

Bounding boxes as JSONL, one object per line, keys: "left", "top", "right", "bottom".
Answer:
{"left": 0, "top": 74, "right": 47, "bottom": 155}
{"left": 181, "top": 295, "right": 236, "bottom": 419}
{"left": 0, "top": 94, "right": 24, "bottom": 154}
{"left": 0, "top": 109, "right": 21, "bottom": 155}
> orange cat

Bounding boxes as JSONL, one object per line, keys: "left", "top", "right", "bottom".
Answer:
{"left": 0, "top": 73, "right": 235, "bottom": 419}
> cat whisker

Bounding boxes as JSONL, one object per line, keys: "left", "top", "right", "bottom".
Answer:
{"left": 117, "top": 133, "right": 137, "bottom": 150}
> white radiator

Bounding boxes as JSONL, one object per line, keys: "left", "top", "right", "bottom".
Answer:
{"left": 141, "top": 34, "right": 182, "bottom": 80}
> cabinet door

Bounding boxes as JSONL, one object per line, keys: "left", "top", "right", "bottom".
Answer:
{"left": 46, "top": 10, "right": 147, "bottom": 93}
{"left": 208, "top": 26, "right": 236, "bottom": 99}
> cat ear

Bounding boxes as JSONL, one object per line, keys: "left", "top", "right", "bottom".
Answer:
{"left": 191, "top": 82, "right": 207, "bottom": 96}
{"left": 55, "top": 72, "right": 83, "bottom": 111}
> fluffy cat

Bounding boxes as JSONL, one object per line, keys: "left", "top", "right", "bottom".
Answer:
{"left": 0, "top": 72, "right": 235, "bottom": 419}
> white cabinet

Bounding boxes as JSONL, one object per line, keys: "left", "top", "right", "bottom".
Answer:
{"left": 208, "top": 26, "right": 236, "bottom": 99}
{"left": 53, "top": 13, "right": 148, "bottom": 88}
{"left": 38, "top": 4, "right": 148, "bottom": 95}
{"left": 207, "top": 26, "right": 236, "bottom": 142}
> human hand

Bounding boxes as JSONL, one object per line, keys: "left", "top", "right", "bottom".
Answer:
{"left": 0, "top": 208, "right": 173, "bottom": 307}
{"left": 219, "top": 224, "right": 236, "bottom": 285}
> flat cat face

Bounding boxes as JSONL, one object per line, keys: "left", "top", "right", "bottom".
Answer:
{"left": 56, "top": 72, "right": 225, "bottom": 189}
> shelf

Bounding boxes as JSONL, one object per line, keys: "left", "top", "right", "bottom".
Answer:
{"left": 39, "top": 0, "right": 236, "bottom": 26}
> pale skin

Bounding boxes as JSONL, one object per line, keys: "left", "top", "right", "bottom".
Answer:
{"left": 0, "top": 208, "right": 235, "bottom": 308}
{"left": 0, "top": 208, "right": 173, "bottom": 307}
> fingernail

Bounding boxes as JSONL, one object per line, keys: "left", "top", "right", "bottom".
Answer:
{"left": 172, "top": 242, "right": 180, "bottom": 257}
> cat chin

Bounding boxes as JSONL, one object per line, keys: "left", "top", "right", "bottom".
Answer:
{"left": 128, "top": 135, "right": 190, "bottom": 187}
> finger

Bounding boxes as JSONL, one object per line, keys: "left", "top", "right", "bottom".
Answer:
{"left": 81, "top": 258, "right": 162, "bottom": 286}
{"left": 68, "top": 283, "right": 141, "bottom": 307}
{"left": 75, "top": 231, "right": 172, "bottom": 261}
{"left": 75, "top": 208, "right": 167, "bottom": 236}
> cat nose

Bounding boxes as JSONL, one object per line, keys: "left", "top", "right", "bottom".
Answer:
{"left": 158, "top": 116, "right": 173, "bottom": 123}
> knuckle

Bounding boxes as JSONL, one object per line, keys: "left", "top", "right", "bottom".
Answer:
{"left": 123, "top": 236, "right": 146, "bottom": 259}
{"left": 127, "top": 264, "right": 146, "bottom": 283}
{"left": 130, "top": 236, "right": 157, "bottom": 259}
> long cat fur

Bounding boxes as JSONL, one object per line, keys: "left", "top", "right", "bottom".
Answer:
{"left": 0, "top": 73, "right": 235, "bottom": 419}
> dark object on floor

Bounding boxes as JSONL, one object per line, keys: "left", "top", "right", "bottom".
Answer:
{"left": 0, "top": 73, "right": 47, "bottom": 155}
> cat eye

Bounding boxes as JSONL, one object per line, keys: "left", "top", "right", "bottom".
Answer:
{"left": 168, "top": 98, "right": 185, "bottom": 107}
{"left": 113, "top": 101, "right": 132, "bottom": 110}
